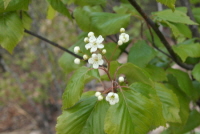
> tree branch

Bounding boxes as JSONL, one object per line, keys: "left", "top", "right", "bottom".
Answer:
{"left": 147, "top": 25, "right": 172, "bottom": 58}
{"left": 24, "top": 29, "right": 83, "bottom": 59}
{"left": 128, "top": 0, "right": 194, "bottom": 70}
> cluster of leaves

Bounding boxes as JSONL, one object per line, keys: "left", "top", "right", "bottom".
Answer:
{"left": 1, "top": 0, "right": 200, "bottom": 134}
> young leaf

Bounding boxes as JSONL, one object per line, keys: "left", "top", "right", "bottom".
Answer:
{"left": 105, "top": 89, "right": 155, "bottom": 134}
{"left": 0, "top": 12, "right": 24, "bottom": 53}
{"left": 156, "top": 0, "right": 176, "bottom": 11}
{"left": 192, "top": 63, "right": 200, "bottom": 82}
{"left": 57, "top": 93, "right": 109, "bottom": 134}
{"left": 104, "top": 43, "right": 121, "bottom": 61}
{"left": 46, "top": 0, "right": 72, "bottom": 20}
{"left": 128, "top": 40, "right": 156, "bottom": 68}
{"left": 155, "top": 83, "right": 181, "bottom": 123}
{"left": 0, "top": 0, "right": 30, "bottom": 13}
{"left": 116, "top": 63, "right": 154, "bottom": 86}
{"left": 62, "top": 66, "right": 89, "bottom": 109}
{"left": 153, "top": 9, "right": 198, "bottom": 25}
{"left": 47, "top": 4, "right": 57, "bottom": 20}
{"left": 172, "top": 43, "right": 200, "bottom": 62}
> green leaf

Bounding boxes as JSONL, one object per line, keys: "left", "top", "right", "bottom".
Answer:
{"left": 47, "top": 4, "right": 57, "bottom": 20}
{"left": 46, "top": 0, "right": 72, "bottom": 19}
{"left": 3, "top": 0, "right": 11, "bottom": 9}
{"left": 164, "top": 21, "right": 191, "bottom": 38}
{"left": 0, "top": 12, "right": 24, "bottom": 53}
{"left": 192, "top": 63, "right": 200, "bottom": 82}
{"left": 74, "top": 7, "right": 131, "bottom": 36}
{"left": 172, "top": 43, "right": 200, "bottom": 62}
{"left": 192, "top": 8, "right": 200, "bottom": 24}
{"left": 167, "top": 68, "right": 194, "bottom": 99}
{"left": 156, "top": 0, "right": 176, "bottom": 11}
{"left": 113, "top": 3, "right": 140, "bottom": 16}
{"left": 116, "top": 63, "right": 154, "bottom": 86}
{"left": 129, "top": 83, "right": 166, "bottom": 128}
{"left": 175, "top": 110, "right": 200, "bottom": 133}
{"left": 163, "top": 110, "right": 200, "bottom": 134}
{"left": 74, "top": 0, "right": 106, "bottom": 6}
{"left": 21, "top": 12, "right": 32, "bottom": 29}
{"left": 144, "top": 65, "right": 167, "bottom": 82}
{"left": 105, "top": 89, "right": 155, "bottom": 134}
{"left": 153, "top": 9, "right": 198, "bottom": 25}
{"left": 57, "top": 93, "right": 109, "bottom": 134}
{"left": 0, "top": 0, "right": 30, "bottom": 13}
{"left": 165, "top": 84, "right": 190, "bottom": 125}
{"left": 90, "top": 12, "right": 130, "bottom": 36}
{"left": 104, "top": 43, "right": 121, "bottom": 61}
{"left": 128, "top": 40, "right": 156, "bottom": 68}
{"left": 74, "top": 6, "right": 102, "bottom": 32}
{"left": 62, "top": 67, "right": 89, "bottom": 109}
{"left": 109, "top": 61, "right": 121, "bottom": 80}
{"left": 155, "top": 83, "right": 181, "bottom": 123}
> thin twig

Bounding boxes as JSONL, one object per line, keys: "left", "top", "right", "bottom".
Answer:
{"left": 147, "top": 25, "right": 172, "bottom": 58}
{"left": 128, "top": 0, "right": 194, "bottom": 70}
{"left": 24, "top": 29, "right": 83, "bottom": 59}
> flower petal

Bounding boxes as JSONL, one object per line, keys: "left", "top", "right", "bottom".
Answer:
{"left": 96, "top": 35, "right": 104, "bottom": 43}
{"left": 85, "top": 43, "right": 92, "bottom": 50}
{"left": 98, "top": 59, "right": 104, "bottom": 65}
{"left": 98, "top": 44, "right": 104, "bottom": 49}
{"left": 90, "top": 46, "right": 97, "bottom": 52}
{"left": 93, "top": 63, "right": 99, "bottom": 69}
{"left": 89, "top": 36, "right": 96, "bottom": 43}
{"left": 88, "top": 58, "right": 94, "bottom": 64}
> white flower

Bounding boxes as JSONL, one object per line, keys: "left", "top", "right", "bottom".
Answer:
{"left": 119, "top": 33, "right": 129, "bottom": 43}
{"left": 85, "top": 35, "right": 104, "bottom": 52}
{"left": 83, "top": 54, "right": 88, "bottom": 60}
{"left": 98, "top": 95, "right": 103, "bottom": 101}
{"left": 95, "top": 91, "right": 101, "bottom": 97}
{"left": 84, "top": 37, "right": 89, "bottom": 43}
{"left": 118, "top": 76, "right": 124, "bottom": 83}
{"left": 118, "top": 40, "right": 123, "bottom": 46}
{"left": 74, "top": 46, "right": 80, "bottom": 54}
{"left": 102, "top": 49, "right": 106, "bottom": 54}
{"left": 88, "top": 32, "right": 94, "bottom": 37}
{"left": 74, "top": 58, "right": 80, "bottom": 64}
{"left": 120, "top": 28, "right": 125, "bottom": 33}
{"left": 88, "top": 53, "right": 104, "bottom": 69}
{"left": 106, "top": 92, "right": 119, "bottom": 105}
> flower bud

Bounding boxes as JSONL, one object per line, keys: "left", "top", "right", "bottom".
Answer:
{"left": 120, "top": 28, "right": 125, "bottom": 33}
{"left": 74, "top": 46, "right": 80, "bottom": 54}
{"left": 88, "top": 32, "right": 94, "bottom": 37}
{"left": 95, "top": 92, "right": 101, "bottom": 97}
{"left": 83, "top": 54, "right": 88, "bottom": 60}
{"left": 84, "top": 37, "right": 89, "bottom": 43}
{"left": 102, "top": 49, "right": 106, "bottom": 54}
{"left": 98, "top": 95, "right": 103, "bottom": 101}
{"left": 74, "top": 58, "right": 80, "bottom": 64}
{"left": 118, "top": 76, "right": 124, "bottom": 83}
{"left": 118, "top": 40, "right": 123, "bottom": 46}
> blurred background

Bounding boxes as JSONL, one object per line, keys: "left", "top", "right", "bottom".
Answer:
{"left": 0, "top": 0, "right": 199, "bottom": 134}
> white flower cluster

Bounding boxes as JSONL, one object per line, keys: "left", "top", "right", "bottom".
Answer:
{"left": 106, "top": 92, "right": 119, "bottom": 105}
{"left": 95, "top": 92, "right": 103, "bottom": 101}
{"left": 73, "top": 32, "right": 105, "bottom": 69}
{"left": 118, "top": 28, "right": 129, "bottom": 46}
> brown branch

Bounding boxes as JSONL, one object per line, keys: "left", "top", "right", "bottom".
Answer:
{"left": 24, "top": 29, "right": 83, "bottom": 59}
{"left": 128, "top": 0, "right": 194, "bottom": 70}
